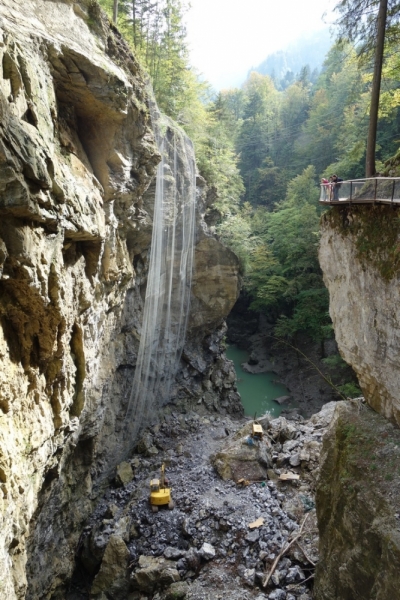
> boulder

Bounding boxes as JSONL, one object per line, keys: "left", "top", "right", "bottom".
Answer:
{"left": 132, "top": 555, "right": 180, "bottom": 593}
{"left": 165, "top": 581, "right": 190, "bottom": 599}
{"left": 91, "top": 535, "right": 130, "bottom": 598}
{"left": 268, "top": 590, "right": 286, "bottom": 600}
{"left": 164, "top": 547, "right": 186, "bottom": 560}
{"left": 211, "top": 421, "right": 273, "bottom": 482}
{"left": 190, "top": 237, "right": 240, "bottom": 333}
{"left": 269, "top": 417, "right": 298, "bottom": 442}
{"left": 137, "top": 433, "right": 155, "bottom": 456}
{"left": 274, "top": 395, "right": 291, "bottom": 405}
{"left": 246, "top": 530, "right": 260, "bottom": 543}
{"left": 199, "top": 542, "right": 215, "bottom": 560}
{"left": 115, "top": 462, "right": 134, "bottom": 487}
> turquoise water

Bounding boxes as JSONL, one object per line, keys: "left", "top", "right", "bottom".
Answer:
{"left": 226, "top": 345, "right": 290, "bottom": 417}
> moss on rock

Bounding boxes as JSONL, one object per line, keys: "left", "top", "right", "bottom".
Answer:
{"left": 314, "top": 401, "right": 400, "bottom": 600}
{"left": 321, "top": 204, "right": 400, "bottom": 281}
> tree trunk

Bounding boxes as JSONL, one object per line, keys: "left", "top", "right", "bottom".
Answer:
{"left": 132, "top": 0, "right": 137, "bottom": 47}
{"left": 365, "top": 0, "right": 388, "bottom": 177}
{"left": 113, "top": 0, "right": 118, "bottom": 24}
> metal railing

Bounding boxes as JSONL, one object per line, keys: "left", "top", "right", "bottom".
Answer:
{"left": 319, "top": 177, "right": 400, "bottom": 205}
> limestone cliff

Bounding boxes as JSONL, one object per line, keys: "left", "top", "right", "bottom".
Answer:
{"left": 317, "top": 205, "right": 400, "bottom": 598}
{"left": 315, "top": 400, "right": 400, "bottom": 600}
{"left": 0, "top": 1, "right": 240, "bottom": 598}
{"left": 319, "top": 205, "right": 400, "bottom": 425}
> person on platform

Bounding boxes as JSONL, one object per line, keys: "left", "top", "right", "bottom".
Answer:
{"left": 321, "top": 178, "right": 330, "bottom": 201}
{"left": 331, "top": 174, "right": 343, "bottom": 201}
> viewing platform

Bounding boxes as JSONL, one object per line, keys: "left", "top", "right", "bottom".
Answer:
{"left": 319, "top": 177, "right": 400, "bottom": 205}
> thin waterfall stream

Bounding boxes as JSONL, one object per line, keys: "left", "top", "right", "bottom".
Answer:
{"left": 121, "top": 103, "right": 196, "bottom": 456}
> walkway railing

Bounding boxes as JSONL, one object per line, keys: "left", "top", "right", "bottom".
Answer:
{"left": 319, "top": 177, "right": 400, "bottom": 205}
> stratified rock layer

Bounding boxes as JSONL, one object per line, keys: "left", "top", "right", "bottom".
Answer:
{"left": 319, "top": 206, "right": 400, "bottom": 425}
{"left": 0, "top": 1, "right": 240, "bottom": 598}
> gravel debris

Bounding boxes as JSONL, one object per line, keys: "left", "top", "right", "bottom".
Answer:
{"left": 70, "top": 403, "right": 336, "bottom": 599}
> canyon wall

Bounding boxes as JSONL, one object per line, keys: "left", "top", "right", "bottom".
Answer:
{"left": 319, "top": 205, "right": 400, "bottom": 425}
{"left": 314, "top": 400, "right": 400, "bottom": 600}
{"left": 0, "top": 1, "right": 240, "bottom": 598}
{"left": 317, "top": 205, "right": 400, "bottom": 598}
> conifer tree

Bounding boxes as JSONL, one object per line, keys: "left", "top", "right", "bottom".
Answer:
{"left": 334, "top": 0, "right": 400, "bottom": 175}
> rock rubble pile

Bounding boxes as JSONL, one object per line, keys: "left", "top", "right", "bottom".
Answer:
{"left": 71, "top": 403, "right": 336, "bottom": 599}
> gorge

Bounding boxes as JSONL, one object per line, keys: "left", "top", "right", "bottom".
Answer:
{"left": 0, "top": 1, "right": 400, "bottom": 599}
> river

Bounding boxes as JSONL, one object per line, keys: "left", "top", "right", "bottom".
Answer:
{"left": 226, "top": 345, "right": 291, "bottom": 417}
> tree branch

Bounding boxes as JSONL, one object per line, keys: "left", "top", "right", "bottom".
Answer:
{"left": 262, "top": 513, "right": 310, "bottom": 588}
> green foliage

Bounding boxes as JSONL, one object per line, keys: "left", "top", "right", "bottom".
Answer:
{"left": 94, "top": 0, "right": 400, "bottom": 347}
{"left": 297, "top": 43, "right": 367, "bottom": 178}
{"left": 253, "top": 158, "right": 288, "bottom": 209}
{"left": 275, "top": 289, "right": 331, "bottom": 341}
{"left": 97, "top": 0, "right": 189, "bottom": 114}
{"left": 321, "top": 355, "right": 362, "bottom": 399}
{"left": 111, "top": 0, "right": 245, "bottom": 218}
{"left": 248, "top": 272, "right": 288, "bottom": 311}
{"left": 223, "top": 165, "right": 332, "bottom": 341}
{"left": 236, "top": 72, "right": 312, "bottom": 206}
{"left": 216, "top": 206, "right": 255, "bottom": 273}
{"left": 322, "top": 353, "right": 348, "bottom": 369}
{"left": 221, "top": 29, "right": 400, "bottom": 343}
{"left": 337, "top": 382, "right": 363, "bottom": 398}
{"left": 195, "top": 95, "right": 244, "bottom": 215}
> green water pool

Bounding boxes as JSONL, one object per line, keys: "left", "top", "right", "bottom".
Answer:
{"left": 226, "top": 345, "right": 290, "bottom": 417}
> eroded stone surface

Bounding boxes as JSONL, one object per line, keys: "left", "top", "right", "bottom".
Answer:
{"left": 315, "top": 400, "right": 400, "bottom": 600}
{"left": 91, "top": 534, "right": 130, "bottom": 598}
{"left": 0, "top": 1, "right": 240, "bottom": 597}
{"left": 319, "top": 208, "right": 400, "bottom": 424}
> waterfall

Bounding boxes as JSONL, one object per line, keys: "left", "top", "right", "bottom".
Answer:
{"left": 122, "top": 102, "right": 196, "bottom": 451}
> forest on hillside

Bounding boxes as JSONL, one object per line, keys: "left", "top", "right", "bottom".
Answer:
{"left": 253, "top": 29, "right": 332, "bottom": 90}
{"left": 98, "top": 0, "right": 400, "bottom": 385}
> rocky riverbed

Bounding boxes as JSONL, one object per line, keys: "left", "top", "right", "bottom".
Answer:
{"left": 67, "top": 402, "right": 338, "bottom": 599}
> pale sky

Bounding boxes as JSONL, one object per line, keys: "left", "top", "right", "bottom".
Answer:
{"left": 185, "top": 0, "right": 337, "bottom": 90}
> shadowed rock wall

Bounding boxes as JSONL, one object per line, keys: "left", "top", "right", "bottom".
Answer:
{"left": 0, "top": 1, "right": 240, "bottom": 598}
{"left": 315, "top": 401, "right": 400, "bottom": 600}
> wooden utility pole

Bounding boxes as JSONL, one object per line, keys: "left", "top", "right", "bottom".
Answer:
{"left": 366, "top": 0, "right": 388, "bottom": 177}
{"left": 113, "top": 0, "right": 119, "bottom": 24}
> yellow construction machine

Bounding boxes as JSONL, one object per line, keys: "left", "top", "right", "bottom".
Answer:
{"left": 149, "top": 463, "right": 174, "bottom": 512}
{"left": 252, "top": 420, "right": 263, "bottom": 441}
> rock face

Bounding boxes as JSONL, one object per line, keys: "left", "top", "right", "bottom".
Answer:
{"left": 317, "top": 206, "right": 400, "bottom": 597}
{"left": 190, "top": 236, "right": 241, "bottom": 333}
{"left": 314, "top": 400, "right": 400, "bottom": 600}
{"left": 319, "top": 206, "right": 400, "bottom": 425}
{"left": 0, "top": 1, "right": 240, "bottom": 598}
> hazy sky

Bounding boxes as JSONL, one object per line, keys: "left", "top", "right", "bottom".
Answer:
{"left": 185, "top": 0, "right": 337, "bottom": 90}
